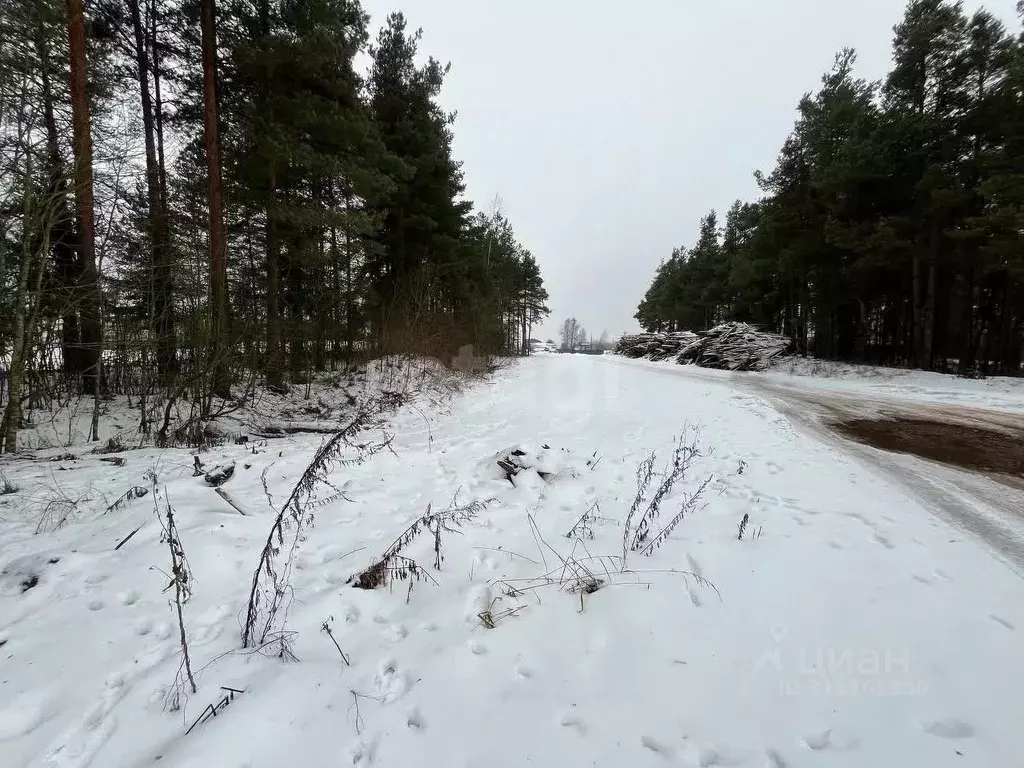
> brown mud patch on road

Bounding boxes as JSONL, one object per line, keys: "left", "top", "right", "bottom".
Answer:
{"left": 835, "top": 417, "right": 1024, "bottom": 483}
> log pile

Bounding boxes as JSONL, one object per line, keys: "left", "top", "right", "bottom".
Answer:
{"left": 616, "top": 323, "right": 792, "bottom": 372}
{"left": 679, "top": 323, "right": 792, "bottom": 371}
{"left": 614, "top": 331, "right": 698, "bottom": 360}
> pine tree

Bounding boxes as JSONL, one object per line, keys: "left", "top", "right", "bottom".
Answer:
{"left": 366, "top": 12, "right": 473, "bottom": 354}
{"left": 66, "top": 0, "right": 102, "bottom": 398}
{"left": 200, "top": 0, "right": 231, "bottom": 397}
{"left": 633, "top": 0, "right": 1024, "bottom": 373}
{"left": 0, "top": 0, "right": 548, "bottom": 450}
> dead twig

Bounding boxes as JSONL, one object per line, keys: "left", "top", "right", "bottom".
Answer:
{"left": 321, "top": 617, "right": 350, "bottom": 665}
{"left": 214, "top": 487, "right": 247, "bottom": 515}
{"left": 154, "top": 478, "right": 197, "bottom": 707}
{"left": 114, "top": 522, "right": 145, "bottom": 551}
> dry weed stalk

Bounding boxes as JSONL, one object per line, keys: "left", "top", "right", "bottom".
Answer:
{"left": 321, "top": 617, "right": 351, "bottom": 665}
{"left": 351, "top": 495, "right": 493, "bottom": 592}
{"left": 737, "top": 512, "right": 750, "bottom": 540}
{"left": 103, "top": 485, "right": 148, "bottom": 514}
{"left": 154, "top": 482, "right": 197, "bottom": 709}
{"left": 621, "top": 454, "right": 655, "bottom": 562}
{"left": 34, "top": 477, "right": 93, "bottom": 533}
{"left": 566, "top": 501, "right": 599, "bottom": 540}
{"left": 242, "top": 408, "right": 389, "bottom": 647}
{"left": 637, "top": 474, "right": 713, "bottom": 556}
{"left": 630, "top": 432, "right": 698, "bottom": 552}
{"left": 623, "top": 427, "right": 713, "bottom": 563}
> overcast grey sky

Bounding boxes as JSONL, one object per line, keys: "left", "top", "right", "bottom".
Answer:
{"left": 365, "top": 0, "right": 1019, "bottom": 342}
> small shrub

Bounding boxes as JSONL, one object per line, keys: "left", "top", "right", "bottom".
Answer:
{"left": 565, "top": 502, "right": 598, "bottom": 540}
{"left": 0, "top": 474, "right": 18, "bottom": 495}
{"left": 622, "top": 427, "right": 713, "bottom": 561}
{"left": 351, "top": 496, "right": 492, "bottom": 593}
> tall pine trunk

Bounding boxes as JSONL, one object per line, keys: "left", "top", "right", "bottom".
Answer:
{"left": 200, "top": 0, "right": 231, "bottom": 398}
{"left": 260, "top": 0, "right": 283, "bottom": 389}
{"left": 3, "top": 154, "right": 36, "bottom": 453}
{"left": 923, "top": 219, "right": 939, "bottom": 370}
{"left": 67, "top": 0, "right": 102, "bottom": 399}
{"left": 150, "top": 0, "right": 170, "bottom": 213}
{"left": 128, "top": 0, "right": 175, "bottom": 378}
{"left": 265, "top": 161, "right": 283, "bottom": 388}
{"left": 344, "top": 186, "right": 354, "bottom": 363}
{"left": 34, "top": 20, "right": 81, "bottom": 380}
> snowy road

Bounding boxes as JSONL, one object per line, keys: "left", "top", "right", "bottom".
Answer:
{"left": 601, "top": 355, "right": 1024, "bottom": 571}
{"left": 744, "top": 376, "right": 1024, "bottom": 571}
{"left": 2, "top": 355, "right": 1023, "bottom": 768}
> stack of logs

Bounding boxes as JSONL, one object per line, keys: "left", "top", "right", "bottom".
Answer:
{"left": 614, "top": 331, "right": 698, "bottom": 360}
{"left": 616, "top": 322, "right": 792, "bottom": 371}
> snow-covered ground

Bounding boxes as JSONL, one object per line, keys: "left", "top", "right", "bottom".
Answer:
{"left": 1, "top": 355, "right": 1022, "bottom": 768}
{"left": 766, "top": 357, "right": 1024, "bottom": 413}
{"left": 604, "top": 352, "right": 1024, "bottom": 414}
{"left": 8, "top": 356, "right": 466, "bottom": 453}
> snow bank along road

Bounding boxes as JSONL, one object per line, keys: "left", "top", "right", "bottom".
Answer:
{"left": 1, "top": 354, "right": 1023, "bottom": 768}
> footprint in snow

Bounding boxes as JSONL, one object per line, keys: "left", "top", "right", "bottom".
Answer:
{"left": 470, "top": 553, "right": 496, "bottom": 578}
{"left": 696, "top": 744, "right": 750, "bottom": 766}
{"left": 347, "top": 736, "right": 376, "bottom": 766}
{"left": 514, "top": 664, "right": 533, "bottom": 680}
{"left": 686, "top": 554, "right": 703, "bottom": 578}
{"left": 766, "top": 462, "right": 782, "bottom": 475}
{"left": 87, "top": 599, "right": 105, "bottom": 611}
{"left": 464, "top": 584, "right": 493, "bottom": 624}
{"left": 468, "top": 640, "right": 487, "bottom": 656}
{"left": 118, "top": 588, "right": 139, "bottom": 606}
{"left": 342, "top": 603, "right": 361, "bottom": 625}
{"left": 801, "top": 728, "right": 860, "bottom": 752}
{"left": 559, "top": 709, "right": 586, "bottom": 734}
{"left": 191, "top": 622, "right": 224, "bottom": 645}
{"left": 872, "top": 533, "right": 895, "bottom": 550}
{"left": 105, "top": 671, "right": 127, "bottom": 690}
{"left": 989, "top": 615, "right": 1014, "bottom": 630}
{"left": 405, "top": 707, "right": 426, "bottom": 731}
{"left": 921, "top": 718, "right": 975, "bottom": 739}
{"left": 640, "top": 736, "right": 674, "bottom": 759}
{"left": 0, "top": 688, "right": 59, "bottom": 739}
{"left": 374, "top": 658, "right": 410, "bottom": 700}
{"left": 763, "top": 749, "right": 790, "bottom": 768}
{"left": 827, "top": 541, "right": 844, "bottom": 550}
{"left": 386, "top": 624, "right": 408, "bottom": 642}
{"left": 911, "top": 574, "right": 931, "bottom": 585}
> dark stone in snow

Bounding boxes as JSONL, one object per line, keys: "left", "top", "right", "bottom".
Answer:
{"left": 1, "top": 552, "right": 59, "bottom": 596}
{"left": 204, "top": 464, "right": 235, "bottom": 487}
